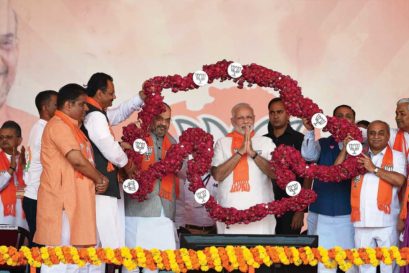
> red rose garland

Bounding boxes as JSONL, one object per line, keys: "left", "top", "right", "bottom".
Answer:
{"left": 122, "top": 60, "right": 365, "bottom": 224}
{"left": 123, "top": 128, "right": 214, "bottom": 202}
{"left": 271, "top": 145, "right": 366, "bottom": 190}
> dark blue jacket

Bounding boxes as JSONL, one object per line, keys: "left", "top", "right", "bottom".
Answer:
{"left": 309, "top": 136, "right": 351, "bottom": 216}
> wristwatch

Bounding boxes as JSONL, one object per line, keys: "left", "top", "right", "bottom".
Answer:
{"left": 373, "top": 167, "right": 380, "bottom": 176}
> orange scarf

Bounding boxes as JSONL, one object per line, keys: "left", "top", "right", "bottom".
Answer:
{"left": 0, "top": 151, "right": 25, "bottom": 216}
{"left": 141, "top": 134, "right": 179, "bottom": 201}
{"left": 86, "top": 97, "right": 115, "bottom": 172}
{"left": 393, "top": 130, "right": 409, "bottom": 219}
{"left": 227, "top": 130, "right": 255, "bottom": 193}
{"left": 54, "top": 111, "right": 94, "bottom": 178}
{"left": 351, "top": 145, "right": 394, "bottom": 222}
{"left": 393, "top": 130, "right": 408, "bottom": 155}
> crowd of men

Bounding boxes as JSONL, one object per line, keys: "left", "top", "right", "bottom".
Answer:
{"left": 2, "top": 72, "right": 409, "bottom": 273}
{"left": 2, "top": 3, "right": 409, "bottom": 273}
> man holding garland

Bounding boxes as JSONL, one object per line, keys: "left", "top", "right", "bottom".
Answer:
{"left": 337, "top": 120, "right": 406, "bottom": 273}
{"left": 302, "top": 104, "right": 357, "bottom": 273}
{"left": 124, "top": 103, "right": 180, "bottom": 273}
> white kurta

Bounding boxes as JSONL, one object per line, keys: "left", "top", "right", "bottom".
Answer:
{"left": 353, "top": 148, "right": 406, "bottom": 228}
{"left": 83, "top": 95, "right": 143, "bottom": 250}
{"left": 212, "top": 135, "right": 276, "bottom": 234}
{"left": 353, "top": 147, "right": 406, "bottom": 273}
{"left": 24, "top": 119, "right": 47, "bottom": 200}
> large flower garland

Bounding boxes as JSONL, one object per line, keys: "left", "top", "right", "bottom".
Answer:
{"left": 122, "top": 60, "right": 365, "bottom": 224}
{"left": 2, "top": 246, "right": 409, "bottom": 273}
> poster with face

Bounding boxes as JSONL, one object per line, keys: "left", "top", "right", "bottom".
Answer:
{"left": 2, "top": 0, "right": 409, "bottom": 143}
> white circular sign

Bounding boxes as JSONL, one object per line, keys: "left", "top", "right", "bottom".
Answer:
{"left": 123, "top": 179, "right": 139, "bottom": 194}
{"left": 193, "top": 70, "right": 209, "bottom": 86}
{"left": 286, "top": 181, "right": 302, "bottom": 197}
{"left": 133, "top": 138, "right": 148, "bottom": 154}
{"left": 346, "top": 140, "right": 363, "bottom": 156}
{"left": 228, "top": 62, "right": 243, "bottom": 78}
{"left": 311, "top": 113, "right": 328, "bottom": 129}
{"left": 194, "top": 188, "right": 210, "bottom": 204}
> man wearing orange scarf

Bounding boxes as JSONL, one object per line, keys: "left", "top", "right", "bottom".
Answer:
{"left": 211, "top": 103, "right": 276, "bottom": 234}
{"left": 391, "top": 98, "right": 409, "bottom": 273}
{"left": 338, "top": 120, "right": 406, "bottom": 273}
{"left": 124, "top": 104, "right": 180, "bottom": 273}
{"left": 82, "top": 73, "right": 144, "bottom": 273}
{"left": 34, "top": 84, "right": 108, "bottom": 273}
{"left": 0, "top": 120, "right": 28, "bottom": 230}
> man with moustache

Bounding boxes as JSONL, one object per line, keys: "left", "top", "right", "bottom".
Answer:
{"left": 302, "top": 104, "right": 357, "bottom": 273}
{"left": 0, "top": 0, "right": 37, "bottom": 140}
{"left": 82, "top": 73, "right": 144, "bottom": 268}
{"left": 391, "top": 98, "right": 409, "bottom": 273}
{"left": 211, "top": 103, "right": 276, "bottom": 234}
{"left": 124, "top": 103, "right": 180, "bottom": 273}
{"left": 34, "top": 84, "right": 108, "bottom": 273}
{"left": 264, "top": 97, "right": 309, "bottom": 235}
{"left": 0, "top": 120, "right": 28, "bottom": 230}
{"left": 337, "top": 120, "right": 406, "bottom": 273}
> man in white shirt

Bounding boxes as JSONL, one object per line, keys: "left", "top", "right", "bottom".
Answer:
{"left": 389, "top": 99, "right": 409, "bottom": 225}
{"left": 338, "top": 120, "right": 406, "bottom": 273}
{"left": 390, "top": 98, "right": 409, "bottom": 153}
{"left": 392, "top": 98, "right": 409, "bottom": 273}
{"left": 82, "top": 72, "right": 144, "bottom": 273}
{"left": 23, "top": 90, "right": 57, "bottom": 245}
{"left": 211, "top": 103, "right": 276, "bottom": 234}
{"left": 0, "top": 120, "right": 28, "bottom": 230}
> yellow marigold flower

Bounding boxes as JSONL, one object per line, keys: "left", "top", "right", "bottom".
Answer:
{"left": 0, "top": 246, "right": 8, "bottom": 253}
{"left": 197, "top": 250, "right": 208, "bottom": 266}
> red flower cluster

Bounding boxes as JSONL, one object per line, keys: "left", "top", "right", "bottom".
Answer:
{"left": 271, "top": 145, "right": 366, "bottom": 191}
{"left": 121, "top": 60, "right": 364, "bottom": 224}
{"left": 125, "top": 128, "right": 214, "bottom": 202}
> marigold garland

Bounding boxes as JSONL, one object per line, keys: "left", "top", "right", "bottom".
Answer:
{"left": 3, "top": 246, "right": 409, "bottom": 272}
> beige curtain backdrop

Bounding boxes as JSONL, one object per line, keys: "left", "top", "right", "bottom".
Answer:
{"left": 2, "top": 0, "right": 409, "bottom": 141}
